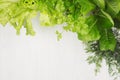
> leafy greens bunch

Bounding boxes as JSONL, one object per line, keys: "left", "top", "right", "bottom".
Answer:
{"left": 0, "top": 0, "right": 120, "bottom": 79}
{"left": 0, "top": 0, "right": 39, "bottom": 35}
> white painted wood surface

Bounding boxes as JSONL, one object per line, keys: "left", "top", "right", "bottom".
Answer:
{"left": 0, "top": 18, "right": 114, "bottom": 80}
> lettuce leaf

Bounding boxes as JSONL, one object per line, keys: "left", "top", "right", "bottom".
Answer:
{"left": 92, "top": 0, "right": 105, "bottom": 9}
{"left": 106, "top": 0, "right": 120, "bottom": 16}
{"left": 99, "top": 29, "right": 116, "bottom": 51}
{"left": 77, "top": 16, "right": 100, "bottom": 42}
{"left": 97, "top": 10, "right": 114, "bottom": 29}
{"left": 78, "top": 0, "right": 95, "bottom": 15}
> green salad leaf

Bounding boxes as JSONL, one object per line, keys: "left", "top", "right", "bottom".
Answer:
{"left": 106, "top": 0, "right": 120, "bottom": 16}
{"left": 77, "top": 16, "right": 100, "bottom": 42}
{"left": 92, "top": 0, "right": 105, "bottom": 9}
{"left": 99, "top": 29, "right": 116, "bottom": 51}
{"left": 97, "top": 10, "right": 114, "bottom": 29}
